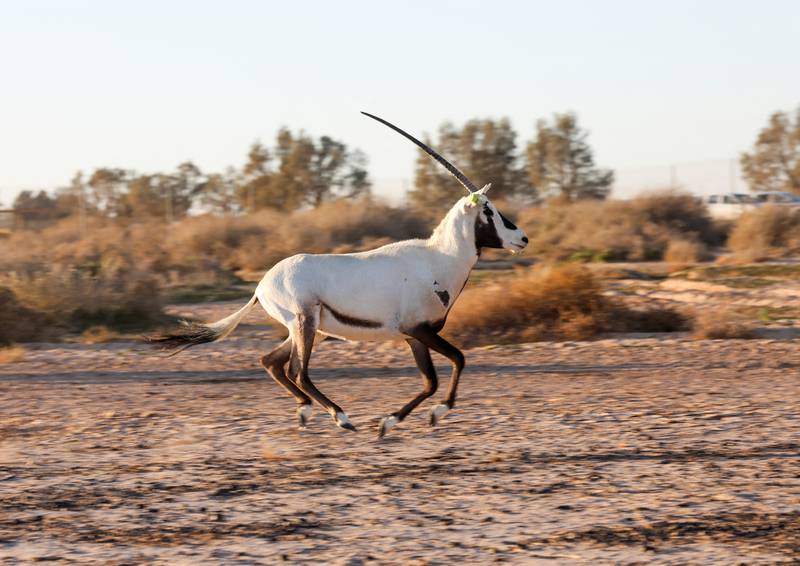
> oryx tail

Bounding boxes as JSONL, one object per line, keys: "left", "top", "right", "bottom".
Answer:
{"left": 147, "top": 294, "right": 259, "bottom": 352}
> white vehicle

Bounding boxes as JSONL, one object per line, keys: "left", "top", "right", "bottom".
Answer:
{"left": 704, "top": 192, "right": 800, "bottom": 220}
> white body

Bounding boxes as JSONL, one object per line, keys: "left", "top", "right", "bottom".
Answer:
{"left": 250, "top": 191, "right": 526, "bottom": 342}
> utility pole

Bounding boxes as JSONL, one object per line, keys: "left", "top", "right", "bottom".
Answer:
{"left": 77, "top": 185, "right": 86, "bottom": 237}
{"left": 166, "top": 180, "right": 174, "bottom": 224}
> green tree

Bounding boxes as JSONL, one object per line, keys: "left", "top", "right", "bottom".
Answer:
{"left": 199, "top": 167, "right": 240, "bottom": 214}
{"left": 410, "top": 118, "right": 526, "bottom": 208}
{"left": 124, "top": 174, "right": 163, "bottom": 218}
{"left": 740, "top": 107, "right": 800, "bottom": 194}
{"left": 525, "top": 112, "right": 613, "bottom": 201}
{"left": 87, "top": 168, "right": 130, "bottom": 216}
{"left": 12, "top": 190, "right": 68, "bottom": 223}
{"left": 242, "top": 129, "right": 370, "bottom": 211}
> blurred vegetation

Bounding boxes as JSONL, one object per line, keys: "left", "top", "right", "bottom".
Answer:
{"left": 446, "top": 264, "right": 689, "bottom": 347}
{"left": 4, "top": 108, "right": 800, "bottom": 345}
{"left": 740, "top": 106, "right": 800, "bottom": 195}
{"left": 727, "top": 205, "right": 800, "bottom": 262}
{"left": 517, "top": 190, "right": 725, "bottom": 262}
{"left": 411, "top": 112, "right": 612, "bottom": 209}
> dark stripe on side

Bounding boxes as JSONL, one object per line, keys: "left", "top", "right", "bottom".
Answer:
{"left": 322, "top": 302, "right": 383, "bottom": 328}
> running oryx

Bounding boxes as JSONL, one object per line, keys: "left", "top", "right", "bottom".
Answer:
{"left": 148, "top": 112, "right": 528, "bottom": 438}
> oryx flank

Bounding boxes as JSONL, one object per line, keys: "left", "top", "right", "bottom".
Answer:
{"left": 148, "top": 112, "right": 528, "bottom": 438}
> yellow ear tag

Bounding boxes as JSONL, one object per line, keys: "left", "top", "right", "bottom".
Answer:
{"left": 470, "top": 193, "right": 480, "bottom": 205}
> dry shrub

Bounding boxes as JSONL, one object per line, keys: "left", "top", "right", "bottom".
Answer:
{"left": 80, "top": 325, "right": 119, "bottom": 344}
{"left": 664, "top": 239, "right": 707, "bottom": 265}
{"left": 1, "top": 266, "right": 166, "bottom": 335}
{"left": 727, "top": 206, "right": 800, "bottom": 262}
{"left": 0, "top": 345, "right": 25, "bottom": 364}
{"left": 606, "top": 302, "right": 690, "bottom": 333}
{"left": 692, "top": 309, "right": 757, "bottom": 340}
{"left": 445, "top": 264, "right": 688, "bottom": 346}
{"left": 0, "top": 287, "right": 50, "bottom": 344}
{"left": 229, "top": 200, "right": 430, "bottom": 270}
{"left": 518, "top": 190, "right": 722, "bottom": 262}
{"left": 446, "top": 264, "right": 608, "bottom": 345}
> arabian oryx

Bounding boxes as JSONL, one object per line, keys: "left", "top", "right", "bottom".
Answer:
{"left": 149, "top": 112, "right": 528, "bottom": 438}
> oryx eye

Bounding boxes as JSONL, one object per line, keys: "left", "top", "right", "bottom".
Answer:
{"left": 483, "top": 204, "right": 494, "bottom": 217}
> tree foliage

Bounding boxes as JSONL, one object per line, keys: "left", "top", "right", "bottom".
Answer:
{"left": 10, "top": 128, "right": 371, "bottom": 223}
{"left": 410, "top": 118, "right": 527, "bottom": 208}
{"left": 241, "top": 129, "right": 370, "bottom": 211}
{"left": 526, "top": 113, "right": 613, "bottom": 201}
{"left": 12, "top": 190, "right": 71, "bottom": 223}
{"left": 740, "top": 107, "right": 800, "bottom": 194}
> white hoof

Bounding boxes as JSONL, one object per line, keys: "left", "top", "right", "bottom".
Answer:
{"left": 378, "top": 415, "right": 399, "bottom": 439}
{"left": 335, "top": 412, "right": 357, "bottom": 432}
{"left": 429, "top": 404, "right": 449, "bottom": 427}
{"left": 296, "top": 405, "right": 313, "bottom": 429}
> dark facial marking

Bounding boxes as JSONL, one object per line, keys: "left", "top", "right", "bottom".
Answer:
{"left": 435, "top": 289, "right": 450, "bottom": 307}
{"left": 474, "top": 212, "right": 503, "bottom": 253}
{"left": 321, "top": 302, "right": 382, "bottom": 328}
{"left": 498, "top": 211, "right": 517, "bottom": 230}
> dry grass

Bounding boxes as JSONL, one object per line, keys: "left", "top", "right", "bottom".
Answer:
{"left": 445, "top": 264, "right": 689, "bottom": 347}
{"left": 692, "top": 308, "right": 757, "bottom": 340}
{"left": 727, "top": 206, "right": 800, "bottom": 262}
{"left": 0, "top": 345, "right": 25, "bottom": 364}
{"left": 80, "top": 326, "right": 120, "bottom": 344}
{"left": 664, "top": 239, "right": 707, "bottom": 266}
{"left": 518, "top": 190, "right": 723, "bottom": 262}
{"left": 3, "top": 267, "right": 165, "bottom": 330}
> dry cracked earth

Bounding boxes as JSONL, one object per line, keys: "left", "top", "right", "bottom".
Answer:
{"left": 1, "top": 328, "right": 800, "bottom": 564}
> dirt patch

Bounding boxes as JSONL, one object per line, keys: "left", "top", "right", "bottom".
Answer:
{"left": 1, "top": 337, "right": 800, "bottom": 564}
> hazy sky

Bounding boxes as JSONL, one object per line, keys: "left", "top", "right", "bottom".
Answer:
{"left": 1, "top": 0, "right": 799, "bottom": 206}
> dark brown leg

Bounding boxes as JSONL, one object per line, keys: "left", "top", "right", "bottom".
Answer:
{"left": 378, "top": 338, "right": 438, "bottom": 438}
{"left": 404, "top": 323, "right": 465, "bottom": 426}
{"left": 291, "top": 312, "right": 355, "bottom": 431}
{"left": 260, "top": 338, "right": 313, "bottom": 428}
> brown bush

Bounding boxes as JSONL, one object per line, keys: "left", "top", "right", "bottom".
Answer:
{"left": 445, "top": 264, "right": 689, "bottom": 346}
{"left": 0, "top": 287, "right": 50, "bottom": 344}
{"left": 727, "top": 206, "right": 800, "bottom": 262}
{"left": 518, "top": 190, "right": 721, "bottom": 262}
{"left": 692, "top": 309, "right": 757, "bottom": 340}
{"left": 664, "top": 239, "right": 707, "bottom": 265}
{"left": 1, "top": 266, "right": 167, "bottom": 335}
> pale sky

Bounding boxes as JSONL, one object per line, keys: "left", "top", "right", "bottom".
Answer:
{"left": 1, "top": 0, "right": 799, "bottom": 206}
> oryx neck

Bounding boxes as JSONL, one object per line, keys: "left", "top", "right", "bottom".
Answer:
{"left": 427, "top": 202, "right": 480, "bottom": 264}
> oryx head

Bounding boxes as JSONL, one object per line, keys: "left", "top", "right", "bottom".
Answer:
{"left": 362, "top": 111, "right": 529, "bottom": 253}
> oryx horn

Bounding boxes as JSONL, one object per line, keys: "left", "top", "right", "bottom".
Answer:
{"left": 361, "top": 111, "right": 476, "bottom": 194}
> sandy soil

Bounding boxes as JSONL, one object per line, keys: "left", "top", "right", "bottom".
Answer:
{"left": 2, "top": 334, "right": 800, "bottom": 565}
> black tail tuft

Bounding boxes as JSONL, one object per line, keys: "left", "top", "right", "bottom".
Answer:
{"left": 144, "top": 321, "right": 220, "bottom": 353}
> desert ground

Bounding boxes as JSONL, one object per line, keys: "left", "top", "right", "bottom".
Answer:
{"left": 2, "top": 291, "right": 800, "bottom": 566}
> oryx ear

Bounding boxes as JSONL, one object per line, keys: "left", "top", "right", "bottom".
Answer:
{"left": 477, "top": 183, "right": 492, "bottom": 195}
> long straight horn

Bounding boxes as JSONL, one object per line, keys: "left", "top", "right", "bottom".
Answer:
{"left": 361, "top": 111, "right": 476, "bottom": 194}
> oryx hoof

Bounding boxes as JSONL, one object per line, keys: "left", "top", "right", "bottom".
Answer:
{"left": 296, "top": 405, "right": 313, "bottom": 429}
{"left": 428, "top": 403, "right": 449, "bottom": 427}
{"left": 335, "top": 412, "right": 357, "bottom": 432}
{"left": 377, "top": 415, "right": 399, "bottom": 439}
